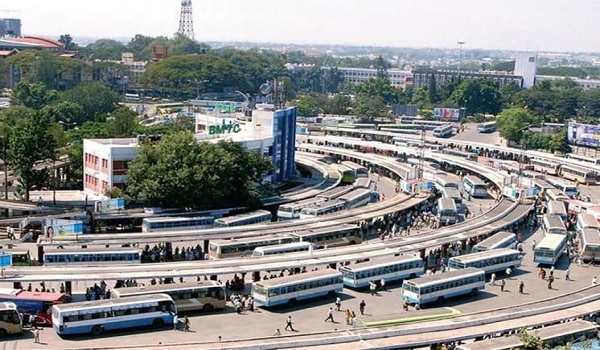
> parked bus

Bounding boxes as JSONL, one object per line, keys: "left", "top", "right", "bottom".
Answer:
{"left": 341, "top": 161, "right": 369, "bottom": 178}
{"left": 338, "top": 188, "right": 373, "bottom": 209}
{"left": 353, "top": 177, "right": 373, "bottom": 190}
{"left": 299, "top": 200, "right": 347, "bottom": 219}
{"left": 530, "top": 158, "right": 561, "bottom": 176}
{"left": 436, "top": 175, "right": 459, "bottom": 189}
{"left": 0, "top": 302, "right": 22, "bottom": 337}
{"left": 315, "top": 186, "right": 354, "bottom": 201}
{"left": 339, "top": 256, "right": 425, "bottom": 289}
{"left": 433, "top": 124, "right": 454, "bottom": 138}
{"left": 208, "top": 234, "right": 296, "bottom": 259}
{"left": 533, "top": 179, "right": 555, "bottom": 195}
{"left": 111, "top": 281, "right": 226, "bottom": 313}
{"left": 52, "top": 294, "right": 176, "bottom": 336}
{"left": 547, "top": 200, "right": 568, "bottom": 220}
{"left": 579, "top": 228, "right": 600, "bottom": 263}
{"left": 544, "top": 189, "right": 570, "bottom": 202}
{"left": 213, "top": 210, "right": 272, "bottom": 227}
{"left": 441, "top": 149, "right": 478, "bottom": 161}
{"left": 545, "top": 178, "right": 578, "bottom": 198}
{"left": 567, "top": 154, "right": 600, "bottom": 165}
{"left": 441, "top": 187, "right": 463, "bottom": 207}
{"left": 43, "top": 247, "right": 141, "bottom": 266}
{"left": 141, "top": 216, "right": 214, "bottom": 233}
{"left": 542, "top": 214, "right": 567, "bottom": 236}
{"left": 252, "top": 242, "right": 314, "bottom": 257}
{"left": 477, "top": 121, "right": 496, "bottom": 133}
{"left": 8, "top": 251, "right": 31, "bottom": 266}
{"left": 576, "top": 213, "right": 600, "bottom": 232}
{"left": 559, "top": 164, "right": 596, "bottom": 185}
{"left": 401, "top": 268, "right": 485, "bottom": 305}
{"left": 330, "top": 163, "right": 356, "bottom": 184}
{"left": 0, "top": 289, "right": 68, "bottom": 327}
{"left": 277, "top": 198, "right": 325, "bottom": 220}
{"left": 448, "top": 249, "right": 522, "bottom": 275}
{"left": 251, "top": 270, "right": 343, "bottom": 307}
{"left": 437, "top": 198, "right": 458, "bottom": 225}
{"left": 472, "top": 231, "right": 518, "bottom": 252}
{"left": 463, "top": 175, "right": 488, "bottom": 198}
{"left": 291, "top": 225, "right": 363, "bottom": 248}
{"left": 533, "top": 233, "right": 568, "bottom": 265}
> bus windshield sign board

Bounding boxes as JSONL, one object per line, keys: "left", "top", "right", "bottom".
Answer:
{"left": 0, "top": 253, "right": 12, "bottom": 268}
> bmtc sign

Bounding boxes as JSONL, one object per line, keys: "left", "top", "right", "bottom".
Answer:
{"left": 209, "top": 121, "right": 242, "bottom": 135}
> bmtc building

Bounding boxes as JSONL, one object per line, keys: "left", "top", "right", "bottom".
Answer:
{"left": 83, "top": 106, "right": 297, "bottom": 198}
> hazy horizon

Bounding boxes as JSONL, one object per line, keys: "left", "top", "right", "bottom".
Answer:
{"left": 8, "top": 0, "right": 600, "bottom": 53}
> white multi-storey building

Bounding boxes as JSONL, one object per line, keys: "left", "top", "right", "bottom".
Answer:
{"left": 323, "top": 67, "right": 413, "bottom": 89}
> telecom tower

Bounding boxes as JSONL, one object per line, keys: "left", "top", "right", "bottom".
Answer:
{"left": 178, "top": 0, "right": 195, "bottom": 40}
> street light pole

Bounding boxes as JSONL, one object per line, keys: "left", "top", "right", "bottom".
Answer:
{"left": 457, "top": 41, "right": 466, "bottom": 81}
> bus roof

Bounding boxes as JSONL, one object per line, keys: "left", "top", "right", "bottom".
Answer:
{"left": 338, "top": 188, "right": 372, "bottom": 202}
{"left": 578, "top": 213, "right": 600, "bottom": 229}
{"left": 464, "top": 175, "right": 486, "bottom": 185}
{"left": 339, "top": 255, "right": 422, "bottom": 273}
{"left": 449, "top": 248, "right": 520, "bottom": 264}
{"left": 474, "top": 231, "right": 516, "bottom": 249}
{"left": 291, "top": 224, "right": 358, "bottom": 238}
{"left": 43, "top": 247, "right": 140, "bottom": 254}
{"left": 142, "top": 216, "right": 213, "bottom": 223}
{"left": 438, "top": 198, "right": 457, "bottom": 209}
{"left": 581, "top": 228, "right": 600, "bottom": 245}
{"left": 543, "top": 214, "right": 566, "bottom": 228}
{"left": 0, "top": 289, "right": 65, "bottom": 302}
{"left": 536, "top": 233, "right": 567, "bottom": 250}
{"left": 53, "top": 293, "right": 173, "bottom": 312}
{"left": 302, "top": 200, "right": 345, "bottom": 211}
{"left": 210, "top": 233, "right": 292, "bottom": 246}
{"left": 214, "top": 210, "right": 271, "bottom": 224}
{"left": 112, "top": 281, "right": 222, "bottom": 297}
{"left": 253, "top": 242, "right": 313, "bottom": 254}
{"left": 316, "top": 186, "right": 354, "bottom": 199}
{"left": 254, "top": 269, "right": 342, "bottom": 288}
{"left": 403, "top": 268, "right": 484, "bottom": 288}
{"left": 280, "top": 197, "right": 324, "bottom": 208}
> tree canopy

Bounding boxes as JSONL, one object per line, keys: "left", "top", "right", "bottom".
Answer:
{"left": 125, "top": 131, "right": 272, "bottom": 208}
{"left": 496, "top": 108, "right": 539, "bottom": 143}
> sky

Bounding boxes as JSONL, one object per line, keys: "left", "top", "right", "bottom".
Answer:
{"left": 6, "top": 0, "right": 600, "bottom": 52}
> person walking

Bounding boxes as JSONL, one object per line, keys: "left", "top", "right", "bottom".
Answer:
{"left": 547, "top": 275, "right": 554, "bottom": 289}
{"left": 549, "top": 266, "right": 555, "bottom": 279}
{"left": 369, "top": 281, "right": 377, "bottom": 296}
{"left": 531, "top": 239, "right": 536, "bottom": 251}
{"left": 489, "top": 273, "right": 496, "bottom": 286}
{"left": 183, "top": 315, "right": 190, "bottom": 332}
{"left": 565, "top": 268, "right": 571, "bottom": 281}
{"left": 505, "top": 267, "right": 512, "bottom": 279}
{"left": 500, "top": 279, "right": 506, "bottom": 292}
{"left": 518, "top": 281, "right": 524, "bottom": 294}
{"left": 325, "top": 307, "right": 335, "bottom": 322}
{"left": 335, "top": 296, "right": 341, "bottom": 311}
{"left": 592, "top": 276, "right": 597, "bottom": 286}
{"left": 345, "top": 309, "right": 352, "bottom": 325}
{"left": 285, "top": 316, "right": 295, "bottom": 331}
{"left": 403, "top": 299, "right": 409, "bottom": 311}
{"left": 380, "top": 278, "right": 387, "bottom": 291}
{"left": 33, "top": 328, "right": 40, "bottom": 344}
{"left": 173, "top": 313, "right": 179, "bottom": 330}
{"left": 359, "top": 300, "right": 366, "bottom": 315}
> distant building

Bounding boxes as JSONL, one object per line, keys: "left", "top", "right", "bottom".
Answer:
{"left": 121, "top": 53, "right": 147, "bottom": 79}
{"left": 514, "top": 52, "right": 537, "bottom": 88}
{"left": 83, "top": 107, "right": 297, "bottom": 197}
{"left": 323, "top": 67, "right": 413, "bottom": 89}
{"left": 0, "top": 18, "right": 21, "bottom": 37}
{"left": 536, "top": 76, "right": 600, "bottom": 90}
{"left": 412, "top": 67, "right": 524, "bottom": 89}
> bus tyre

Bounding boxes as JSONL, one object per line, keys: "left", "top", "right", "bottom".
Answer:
{"left": 409, "top": 273, "right": 417, "bottom": 279}
{"left": 470, "top": 288, "right": 478, "bottom": 296}
{"left": 436, "top": 296, "right": 445, "bottom": 304}
{"left": 91, "top": 325, "right": 103, "bottom": 335}
{"left": 203, "top": 304, "right": 214, "bottom": 311}
{"left": 153, "top": 318, "right": 164, "bottom": 327}
{"left": 0, "top": 329, "right": 7, "bottom": 337}
{"left": 287, "top": 298, "right": 297, "bottom": 307}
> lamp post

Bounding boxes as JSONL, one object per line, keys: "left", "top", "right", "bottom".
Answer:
{"left": 457, "top": 41, "right": 466, "bottom": 81}
{"left": 518, "top": 126, "right": 531, "bottom": 188}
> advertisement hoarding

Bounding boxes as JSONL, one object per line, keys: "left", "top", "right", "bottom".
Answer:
{"left": 95, "top": 198, "right": 126, "bottom": 213}
{"left": 433, "top": 108, "right": 462, "bottom": 122}
{"left": 44, "top": 219, "right": 84, "bottom": 236}
{"left": 568, "top": 122, "right": 600, "bottom": 148}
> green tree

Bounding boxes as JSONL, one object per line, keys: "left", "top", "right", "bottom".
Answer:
{"left": 126, "top": 131, "right": 272, "bottom": 208}
{"left": 581, "top": 88, "right": 600, "bottom": 120}
{"left": 106, "top": 106, "right": 139, "bottom": 138}
{"left": 450, "top": 78, "right": 502, "bottom": 115}
{"left": 60, "top": 82, "right": 119, "bottom": 121}
{"left": 7, "top": 109, "right": 57, "bottom": 201}
{"left": 355, "top": 78, "right": 398, "bottom": 104}
{"left": 126, "top": 34, "right": 155, "bottom": 60}
{"left": 42, "top": 101, "right": 85, "bottom": 125}
{"left": 327, "top": 94, "right": 352, "bottom": 115}
{"left": 80, "top": 39, "right": 127, "bottom": 60}
{"left": 548, "top": 129, "right": 572, "bottom": 154}
{"left": 11, "top": 83, "right": 58, "bottom": 109}
{"left": 374, "top": 56, "right": 389, "bottom": 80}
{"left": 58, "top": 34, "right": 77, "bottom": 50}
{"left": 354, "top": 95, "right": 388, "bottom": 120}
{"left": 496, "top": 108, "right": 538, "bottom": 143}
{"left": 518, "top": 328, "right": 546, "bottom": 349}
{"left": 295, "top": 94, "right": 324, "bottom": 117}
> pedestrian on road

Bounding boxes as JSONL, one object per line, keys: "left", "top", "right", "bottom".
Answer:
{"left": 273, "top": 328, "right": 281, "bottom": 336}
{"left": 285, "top": 316, "right": 295, "bottom": 331}
{"left": 33, "top": 328, "right": 40, "bottom": 344}
{"left": 335, "top": 296, "right": 341, "bottom": 311}
{"left": 183, "top": 315, "right": 190, "bottom": 332}
{"left": 518, "top": 281, "right": 524, "bottom": 294}
{"left": 531, "top": 239, "right": 536, "bottom": 251}
{"left": 380, "top": 278, "right": 387, "bottom": 291}
{"left": 505, "top": 267, "right": 512, "bottom": 279}
{"left": 538, "top": 267, "right": 546, "bottom": 280}
{"left": 565, "top": 268, "right": 571, "bottom": 281}
{"left": 369, "top": 281, "right": 377, "bottom": 295}
{"left": 500, "top": 279, "right": 506, "bottom": 292}
{"left": 549, "top": 266, "right": 555, "bottom": 278}
{"left": 592, "top": 276, "right": 598, "bottom": 286}
{"left": 359, "top": 300, "right": 366, "bottom": 315}
{"left": 325, "top": 307, "right": 335, "bottom": 322}
{"left": 345, "top": 309, "right": 352, "bottom": 325}
{"left": 173, "top": 313, "right": 178, "bottom": 330}
{"left": 548, "top": 276, "right": 554, "bottom": 289}
{"left": 489, "top": 273, "right": 496, "bottom": 286}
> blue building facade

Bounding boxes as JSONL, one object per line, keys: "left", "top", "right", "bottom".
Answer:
{"left": 271, "top": 107, "right": 297, "bottom": 182}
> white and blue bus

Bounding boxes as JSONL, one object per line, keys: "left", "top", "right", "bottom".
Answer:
{"left": 141, "top": 216, "right": 214, "bottom": 233}
{"left": 436, "top": 175, "right": 459, "bottom": 189}
{"left": 339, "top": 256, "right": 425, "bottom": 289}
{"left": 448, "top": 249, "right": 522, "bottom": 275}
{"left": 477, "top": 121, "right": 496, "bottom": 133}
{"left": 544, "top": 189, "right": 570, "bottom": 203}
{"left": 338, "top": 188, "right": 373, "bottom": 209}
{"left": 534, "top": 233, "right": 568, "bottom": 266}
{"left": 315, "top": 186, "right": 354, "bottom": 201}
{"left": 213, "top": 209, "right": 272, "bottom": 227}
{"left": 52, "top": 294, "right": 176, "bottom": 336}
{"left": 579, "top": 228, "right": 600, "bottom": 263}
{"left": 463, "top": 175, "right": 488, "bottom": 198}
{"left": 252, "top": 242, "right": 314, "bottom": 257}
{"left": 341, "top": 161, "right": 369, "bottom": 178}
{"left": 533, "top": 179, "right": 555, "bottom": 195}
{"left": 277, "top": 198, "right": 325, "bottom": 220}
{"left": 576, "top": 213, "right": 600, "bottom": 232}
{"left": 43, "top": 247, "right": 141, "bottom": 266}
{"left": 472, "top": 231, "right": 518, "bottom": 253}
{"left": 547, "top": 201, "right": 568, "bottom": 221}
{"left": 437, "top": 198, "right": 458, "bottom": 225}
{"left": 353, "top": 177, "right": 373, "bottom": 190}
{"left": 251, "top": 270, "right": 343, "bottom": 307}
{"left": 208, "top": 234, "right": 296, "bottom": 259}
{"left": 433, "top": 124, "right": 454, "bottom": 138}
{"left": 545, "top": 178, "right": 579, "bottom": 198}
{"left": 291, "top": 225, "right": 363, "bottom": 249}
{"left": 442, "top": 187, "right": 463, "bottom": 207}
{"left": 441, "top": 149, "right": 478, "bottom": 161}
{"left": 401, "top": 268, "right": 485, "bottom": 306}
{"left": 567, "top": 154, "right": 600, "bottom": 166}
{"left": 542, "top": 214, "right": 567, "bottom": 236}
{"left": 299, "top": 200, "right": 347, "bottom": 219}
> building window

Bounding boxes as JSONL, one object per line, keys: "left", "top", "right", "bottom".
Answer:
{"left": 529, "top": 57, "right": 535, "bottom": 62}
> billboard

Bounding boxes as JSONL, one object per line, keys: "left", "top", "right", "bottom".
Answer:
{"left": 433, "top": 108, "right": 462, "bottom": 122}
{"left": 568, "top": 122, "right": 600, "bottom": 148}
{"left": 44, "top": 219, "right": 84, "bottom": 236}
{"left": 95, "top": 198, "right": 126, "bottom": 213}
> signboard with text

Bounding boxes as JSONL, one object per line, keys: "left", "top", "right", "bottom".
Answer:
{"left": 434, "top": 108, "right": 462, "bottom": 121}
{"left": 0, "top": 254, "right": 12, "bottom": 268}
{"left": 95, "top": 198, "right": 126, "bottom": 213}
{"left": 568, "top": 122, "right": 600, "bottom": 148}
{"left": 44, "top": 219, "right": 84, "bottom": 236}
